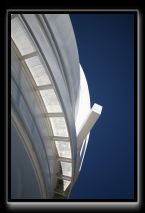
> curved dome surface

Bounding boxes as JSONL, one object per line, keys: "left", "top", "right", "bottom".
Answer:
{"left": 11, "top": 14, "right": 102, "bottom": 199}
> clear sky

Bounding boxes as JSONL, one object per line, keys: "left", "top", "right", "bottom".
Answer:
{"left": 69, "top": 13, "right": 135, "bottom": 199}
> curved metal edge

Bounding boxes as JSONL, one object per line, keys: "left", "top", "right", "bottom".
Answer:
{"left": 11, "top": 104, "right": 48, "bottom": 198}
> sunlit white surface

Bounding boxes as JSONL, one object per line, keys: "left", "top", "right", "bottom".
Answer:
{"left": 60, "top": 161, "right": 72, "bottom": 177}
{"left": 92, "top": 103, "right": 103, "bottom": 114}
{"left": 77, "top": 103, "right": 102, "bottom": 146}
{"left": 63, "top": 180, "right": 71, "bottom": 191}
{"left": 40, "top": 90, "right": 62, "bottom": 113}
{"left": 50, "top": 117, "right": 69, "bottom": 137}
{"left": 25, "top": 56, "right": 51, "bottom": 86}
{"left": 75, "top": 65, "right": 91, "bottom": 135}
{"left": 11, "top": 17, "right": 36, "bottom": 56}
{"left": 55, "top": 141, "right": 71, "bottom": 158}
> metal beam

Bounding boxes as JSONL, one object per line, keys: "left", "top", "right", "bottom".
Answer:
{"left": 77, "top": 103, "right": 102, "bottom": 150}
{"left": 21, "top": 51, "right": 38, "bottom": 60}
{"left": 58, "top": 157, "right": 72, "bottom": 163}
{"left": 43, "top": 112, "right": 64, "bottom": 117}
{"left": 57, "top": 175, "right": 71, "bottom": 181}
{"left": 48, "top": 136, "right": 69, "bottom": 142}
{"left": 35, "top": 84, "right": 53, "bottom": 90}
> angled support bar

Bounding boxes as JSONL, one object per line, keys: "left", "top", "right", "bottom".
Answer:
{"left": 43, "top": 112, "right": 64, "bottom": 117}
{"left": 35, "top": 84, "right": 53, "bottom": 90}
{"left": 48, "top": 136, "right": 70, "bottom": 141}
{"left": 57, "top": 175, "right": 71, "bottom": 181}
{"left": 57, "top": 157, "right": 72, "bottom": 163}
{"left": 21, "top": 51, "right": 38, "bottom": 60}
{"left": 77, "top": 103, "right": 103, "bottom": 149}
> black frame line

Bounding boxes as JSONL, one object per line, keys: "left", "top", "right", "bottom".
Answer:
{"left": 8, "top": 9, "right": 138, "bottom": 203}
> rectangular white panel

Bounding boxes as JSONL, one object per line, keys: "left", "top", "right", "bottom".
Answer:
{"left": 25, "top": 56, "right": 51, "bottom": 86}
{"left": 55, "top": 141, "right": 71, "bottom": 158}
{"left": 50, "top": 117, "right": 68, "bottom": 137}
{"left": 63, "top": 180, "right": 71, "bottom": 191}
{"left": 60, "top": 161, "right": 72, "bottom": 177}
{"left": 40, "top": 89, "right": 62, "bottom": 113}
{"left": 11, "top": 17, "right": 36, "bottom": 56}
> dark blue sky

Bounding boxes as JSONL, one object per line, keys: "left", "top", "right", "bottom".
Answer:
{"left": 69, "top": 13, "right": 134, "bottom": 199}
